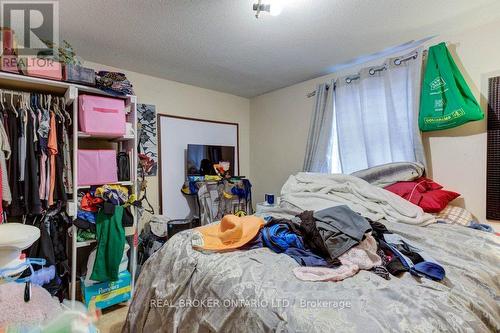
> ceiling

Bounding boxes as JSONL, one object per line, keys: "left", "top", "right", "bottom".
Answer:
{"left": 59, "top": 0, "right": 500, "bottom": 98}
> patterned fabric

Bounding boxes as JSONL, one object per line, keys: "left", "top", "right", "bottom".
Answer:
{"left": 371, "top": 266, "right": 390, "bottom": 280}
{"left": 436, "top": 205, "right": 473, "bottom": 226}
{"left": 96, "top": 71, "right": 134, "bottom": 96}
{"left": 137, "top": 104, "right": 157, "bottom": 176}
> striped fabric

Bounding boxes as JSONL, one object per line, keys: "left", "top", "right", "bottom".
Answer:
{"left": 487, "top": 76, "right": 500, "bottom": 220}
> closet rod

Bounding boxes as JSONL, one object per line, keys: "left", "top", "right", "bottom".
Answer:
{"left": 0, "top": 88, "right": 63, "bottom": 97}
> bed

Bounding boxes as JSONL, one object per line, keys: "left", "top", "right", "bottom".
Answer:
{"left": 124, "top": 173, "right": 500, "bottom": 332}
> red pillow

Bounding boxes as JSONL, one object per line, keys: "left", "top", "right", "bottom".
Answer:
{"left": 385, "top": 177, "right": 460, "bottom": 213}
{"left": 384, "top": 177, "right": 441, "bottom": 205}
{"left": 418, "top": 189, "right": 460, "bottom": 213}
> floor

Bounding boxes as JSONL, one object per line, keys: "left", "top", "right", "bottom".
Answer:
{"left": 96, "top": 304, "right": 129, "bottom": 333}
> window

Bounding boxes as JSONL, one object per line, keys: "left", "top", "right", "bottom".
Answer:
{"left": 330, "top": 52, "right": 425, "bottom": 174}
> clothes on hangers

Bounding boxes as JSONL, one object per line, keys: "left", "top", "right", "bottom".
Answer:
{"left": 6, "top": 94, "right": 23, "bottom": 216}
{"left": 0, "top": 89, "right": 72, "bottom": 217}
{"left": 24, "top": 105, "right": 42, "bottom": 215}
{"left": 27, "top": 206, "right": 71, "bottom": 300}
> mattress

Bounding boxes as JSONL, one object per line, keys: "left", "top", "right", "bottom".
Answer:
{"left": 124, "top": 211, "right": 499, "bottom": 332}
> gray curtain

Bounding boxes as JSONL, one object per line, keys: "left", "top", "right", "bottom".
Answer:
{"left": 303, "top": 81, "right": 335, "bottom": 172}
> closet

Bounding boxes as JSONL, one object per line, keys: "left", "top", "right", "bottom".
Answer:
{"left": 0, "top": 70, "right": 138, "bottom": 304}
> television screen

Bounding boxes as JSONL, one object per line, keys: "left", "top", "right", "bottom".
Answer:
{"left": 186, "top": 144, "right": 236, "bottom": 176}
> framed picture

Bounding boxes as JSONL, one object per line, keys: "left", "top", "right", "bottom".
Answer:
{"left": 137, "top": 104, "right": 158, "bottom": 176}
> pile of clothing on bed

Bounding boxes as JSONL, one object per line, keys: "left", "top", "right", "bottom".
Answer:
{"left": 192, "top": 206, "right": 445, "bottom": 283}
{"left": 190, "top": 161, "right": 497, "bottom": 283}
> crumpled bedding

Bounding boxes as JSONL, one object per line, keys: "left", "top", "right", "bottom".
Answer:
{"left": 281, "top": 172, "right": 435, "bottom": 225}
{"left": 351, "top": 161, "right": 425, "bottom": 187}
{"left": 124, "top": 213, "right": 500, "bottom": 332}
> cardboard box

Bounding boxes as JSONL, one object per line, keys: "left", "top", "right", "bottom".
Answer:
{"left": 81, "top": 270, "right": 131, "bottom": 309}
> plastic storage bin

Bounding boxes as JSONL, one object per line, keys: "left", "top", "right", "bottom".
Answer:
{"left": 78, "top": 149, "right": 118, "bottom": 186}
{"left": 79, "top": 95, "right": 125, "bottom": 136}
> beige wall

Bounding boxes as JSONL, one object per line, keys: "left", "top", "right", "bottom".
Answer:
{"left": 250, "top": 18, "right": 500, "bottom": 227}
{"left": 84, "top": 61, "right": 251, "bottom": 217}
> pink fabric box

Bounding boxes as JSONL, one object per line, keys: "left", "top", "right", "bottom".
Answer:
{"left": 20, "top": 56, "right": 62, "bottom": 80}
{"left": 78, "top": 149, "right": 118, "bottom": 186}
{"left": 1, "top": 55, "right": 19, "bottom": 73}
{"left": 79, "top": 95, "right": 125, "bottom": 136}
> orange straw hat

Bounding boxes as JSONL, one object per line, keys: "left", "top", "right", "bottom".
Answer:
{"left": 193, "top": 215, "right": 264, "bottom": 251}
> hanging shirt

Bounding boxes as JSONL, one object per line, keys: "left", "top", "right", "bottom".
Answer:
{"left": 18, "top": 108, "right": 27, "bottom": 182}
{"left": 23, "top": 109, "right": 42, "bottom": 215}
{"left": 38, "top": 107, "right": 50, "bottom": 201}
{"left": 0, "top": 119, "right": 12, "bottom": 205}
{"left": 38, "top": 111, "right": 46, "bottom": 200}
{"left": 62, "top": 125, "right": 73, "bottom": 195}
{"left": 47, "top": 112, "right": 57, "bottom": 206}
{"left": 7, "top": 104, "right": 23, "bottom": 216}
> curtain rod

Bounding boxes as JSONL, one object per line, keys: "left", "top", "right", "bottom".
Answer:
{"left": 306, "top": 49, "right": 425, "bottom": 98}
{"left": 306, "top": 84, "right": 330, "bottom": 98}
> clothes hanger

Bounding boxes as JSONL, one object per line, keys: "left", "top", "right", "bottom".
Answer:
{"left": 60, "top": 97, "right": 71, "bottom": 125}
{"left": 9, "top": 92, "right": 18, "bottom": 117}
{"left": 54, "top": 97, "right": 64, "bottom": 123}
{"left": 21, "top": 92, "right": 28, "bottom": 122}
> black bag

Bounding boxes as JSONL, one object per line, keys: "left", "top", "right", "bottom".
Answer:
{"left": 117, "top": 152, "right": 130, "bottom": 181}
{"left": 122, "top": 207, "right": 134, "bottom": 227}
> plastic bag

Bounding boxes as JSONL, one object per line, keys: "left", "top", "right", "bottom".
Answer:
{"left": 419, "top": 42, "right": 483, "bottom": 131}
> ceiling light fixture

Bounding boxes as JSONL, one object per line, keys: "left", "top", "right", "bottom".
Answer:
{"left": 253, "top": 0, "right": 284, "bottom": 18}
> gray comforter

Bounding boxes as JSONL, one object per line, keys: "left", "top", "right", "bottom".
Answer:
{"left": 124, "top": 216, "right": 499, "bottom": 332}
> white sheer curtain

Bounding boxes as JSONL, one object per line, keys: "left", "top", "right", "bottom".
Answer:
{"left": 333, "top": 49, "right": 426, "bottom": 174}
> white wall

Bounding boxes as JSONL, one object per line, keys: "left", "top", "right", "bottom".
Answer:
{"left": 84, "top": 61, "right": 250, "bottom": 218}
{"left": 250, "top": 18, "right": 500, "bottom": 228}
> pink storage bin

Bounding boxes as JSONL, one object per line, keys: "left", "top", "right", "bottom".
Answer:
{"left": 79, "top": 95, "right": 125, "bottom": 136}
{"left": 1, "top": 55, "right": 19, "bottom": 74}
{"left": 20, "top": 56, "right": 62, "bottom": 80}
{"left": 78, "top": 149, "right": 118, "bottom": 186}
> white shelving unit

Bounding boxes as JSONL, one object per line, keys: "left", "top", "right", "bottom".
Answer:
{"left": 0, "top": 71, "right": 139, "bottom": 305}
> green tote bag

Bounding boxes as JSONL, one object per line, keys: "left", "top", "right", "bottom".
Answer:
{"left": 419, "top": 42, "right": 484, "bottom": 131}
